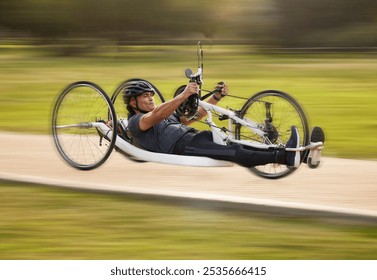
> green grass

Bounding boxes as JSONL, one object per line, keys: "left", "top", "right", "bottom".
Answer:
{"left": 0, "top": 181, "right": 376, "bottom": 260}
{"left": 0, "top": 44, "right": 377, "bottom": 159}
{"left": 1, "top": 46, "right": 376, "bottom": 261}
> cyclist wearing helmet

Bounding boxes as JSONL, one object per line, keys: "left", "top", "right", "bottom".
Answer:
{"left": 124, "top": 80, "right": 301, "bottom": 168}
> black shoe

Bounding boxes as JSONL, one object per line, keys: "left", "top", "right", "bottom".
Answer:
{"left": 310, "top": 126, "right": 325, "bottom": 144}
{"left": 285, "top": 126, "right": 300, "bottom": 168}
{"left": 306, "top": 126, "right": 325, "bottom": 168}
{"left": 302, "top": 126, "right": 325, "bottom": 164}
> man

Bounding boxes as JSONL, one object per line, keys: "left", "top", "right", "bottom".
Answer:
{"left": 124, "top": 80, "right": 301, "bottom": 168}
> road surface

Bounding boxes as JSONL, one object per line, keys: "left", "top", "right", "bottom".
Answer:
{"left": 1, "top": 132, "right": 376, "bottom": 221}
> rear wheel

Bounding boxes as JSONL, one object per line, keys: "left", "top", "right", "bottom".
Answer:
{"left": 235, "top": 90, "right": 309, "bottom": 179}
{"left": 52, "top": 81, "right": 117, "bottom": 170}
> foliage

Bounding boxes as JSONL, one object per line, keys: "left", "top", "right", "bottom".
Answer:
{"left": 272, "top": 0, "right": 377, "bottom": 47}
{"left": 1, "top": 0, "right": 377, "bottom": 47}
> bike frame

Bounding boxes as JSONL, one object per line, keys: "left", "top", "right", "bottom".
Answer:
{"left": 184, "top": 42, "right": 278, "bottom": 150}
{"left": 55, "top": 97, "right": 321, "bottom": 169}
{"left": 184, "top": 42, "right": 319, "bottom": 153}
{"left": 52, "top": 42, "right": 323, "bottom": 174}
{"left": 95, "top": 121, "right": 233, "bottom": 167}
{"left": 199, "top": 100, "right": 274, "bottom": 150}
{"left": 198, "top": 100, "right": 321, "bottom": 152}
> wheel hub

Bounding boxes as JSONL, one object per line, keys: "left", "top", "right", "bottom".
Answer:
{"left": 264, "top": 122, "right": 279, "bottom": 144}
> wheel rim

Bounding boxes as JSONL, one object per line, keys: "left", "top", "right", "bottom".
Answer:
{"left": 237, "top": 90, "right": 309, "bottom": 179}
{"left": 52, "top": 82, "right": 116, "bottom": 170}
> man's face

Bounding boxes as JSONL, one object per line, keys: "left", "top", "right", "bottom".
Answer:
{"left": 131, "top": 92, "right": 156, "bottom": 112}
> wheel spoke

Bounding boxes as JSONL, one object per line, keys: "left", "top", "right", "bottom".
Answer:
{"left": 52, "top": 82, "right": 116, "bottom": 170}
{"left": 236, "top": 90, "right": 309, "bottom": 179}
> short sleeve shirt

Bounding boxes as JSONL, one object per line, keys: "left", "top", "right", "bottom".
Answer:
{"left": 128, "top": 113, "right": 196, "bottom": 153}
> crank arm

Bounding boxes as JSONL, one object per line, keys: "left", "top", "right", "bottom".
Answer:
{"left": 285, "top": 141, "right": 323, "bottom": 152}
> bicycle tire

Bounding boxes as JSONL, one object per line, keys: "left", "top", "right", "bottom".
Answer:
{"left": 235, "top": 90, "right": 309, "bottom": 179}
{"left": 52, "top": 81, "right": 117, "bottom": 170}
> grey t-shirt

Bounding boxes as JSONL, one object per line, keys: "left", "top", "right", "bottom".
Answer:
{"left": 128, "top": 113, "right": 196, "bottom": 153}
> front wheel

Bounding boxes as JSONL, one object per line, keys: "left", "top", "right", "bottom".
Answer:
{"left": 235, "top": 90, "right": 309, "bottom": 179}
{"left": 52, "top": 81, "right": 117, "bottom": 170}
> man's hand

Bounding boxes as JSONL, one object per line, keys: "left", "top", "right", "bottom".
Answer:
{"left": 138, "top": 82, "right": 199, "bottom": 131}
{"left": 213, "top": 82, "right": 228, "bottom": 100}
{"left": 181, "top": 82, "right": 199, "bottom": 99}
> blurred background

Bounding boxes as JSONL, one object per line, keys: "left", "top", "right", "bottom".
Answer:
{"left": 1, "top": 0, "right": 377, "bottom": 48}
{"left": 1, "top": 0, "right": 377, "bottom": 260}
{"left": 1, "top": 0, "right": 377, "bottom": 158}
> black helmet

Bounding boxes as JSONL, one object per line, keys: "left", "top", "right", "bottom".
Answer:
{"left": 122, "top": 80, "right": 155, "bottom": 104}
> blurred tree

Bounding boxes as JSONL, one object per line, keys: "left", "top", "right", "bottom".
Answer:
{"left": 220, "top": 0, "right": 279, "bottom": 45}
{"left": 1, "top": 0, "right": 377, "bottom": 49}
{"left": 0, "top": 0, "right": 219, "bottom": 44}
{"left": 272, "top": 0, "right": 377, "bottom": 47}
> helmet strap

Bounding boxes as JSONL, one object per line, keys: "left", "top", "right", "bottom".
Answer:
{"left": 133, "top": 98, "right": 149, "bottom": 114}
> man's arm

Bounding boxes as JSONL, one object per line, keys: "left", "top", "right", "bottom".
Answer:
{"left": 181, "top": 82, "right": 228, "bottom": 126}
{"left": 138, "top": 82, "right": 199, "bottom": 131}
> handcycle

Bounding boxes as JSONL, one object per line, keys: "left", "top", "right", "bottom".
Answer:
{"left": 52, "top": 42, "right": 324, "bottom": 179}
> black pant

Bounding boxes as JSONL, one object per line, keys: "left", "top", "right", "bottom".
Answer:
{"left": 173, "top": 131, "right": 286, "bottom": 167}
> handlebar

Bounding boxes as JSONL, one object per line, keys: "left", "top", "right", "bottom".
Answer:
{"left": 176, "top": 42, "right": 239, "bottom": 118}
{"left": 186, "top": 41, "right": 204, "bottom": 85}
{"left": 177, "top": 41, "right": 203, "bottom": 118}
{"left": 185, "top": 68, "right": 203, "bottom": 85}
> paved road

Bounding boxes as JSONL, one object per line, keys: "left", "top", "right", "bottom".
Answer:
{"left": 1, "top": 132, "right": 376, "bottom": 220}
